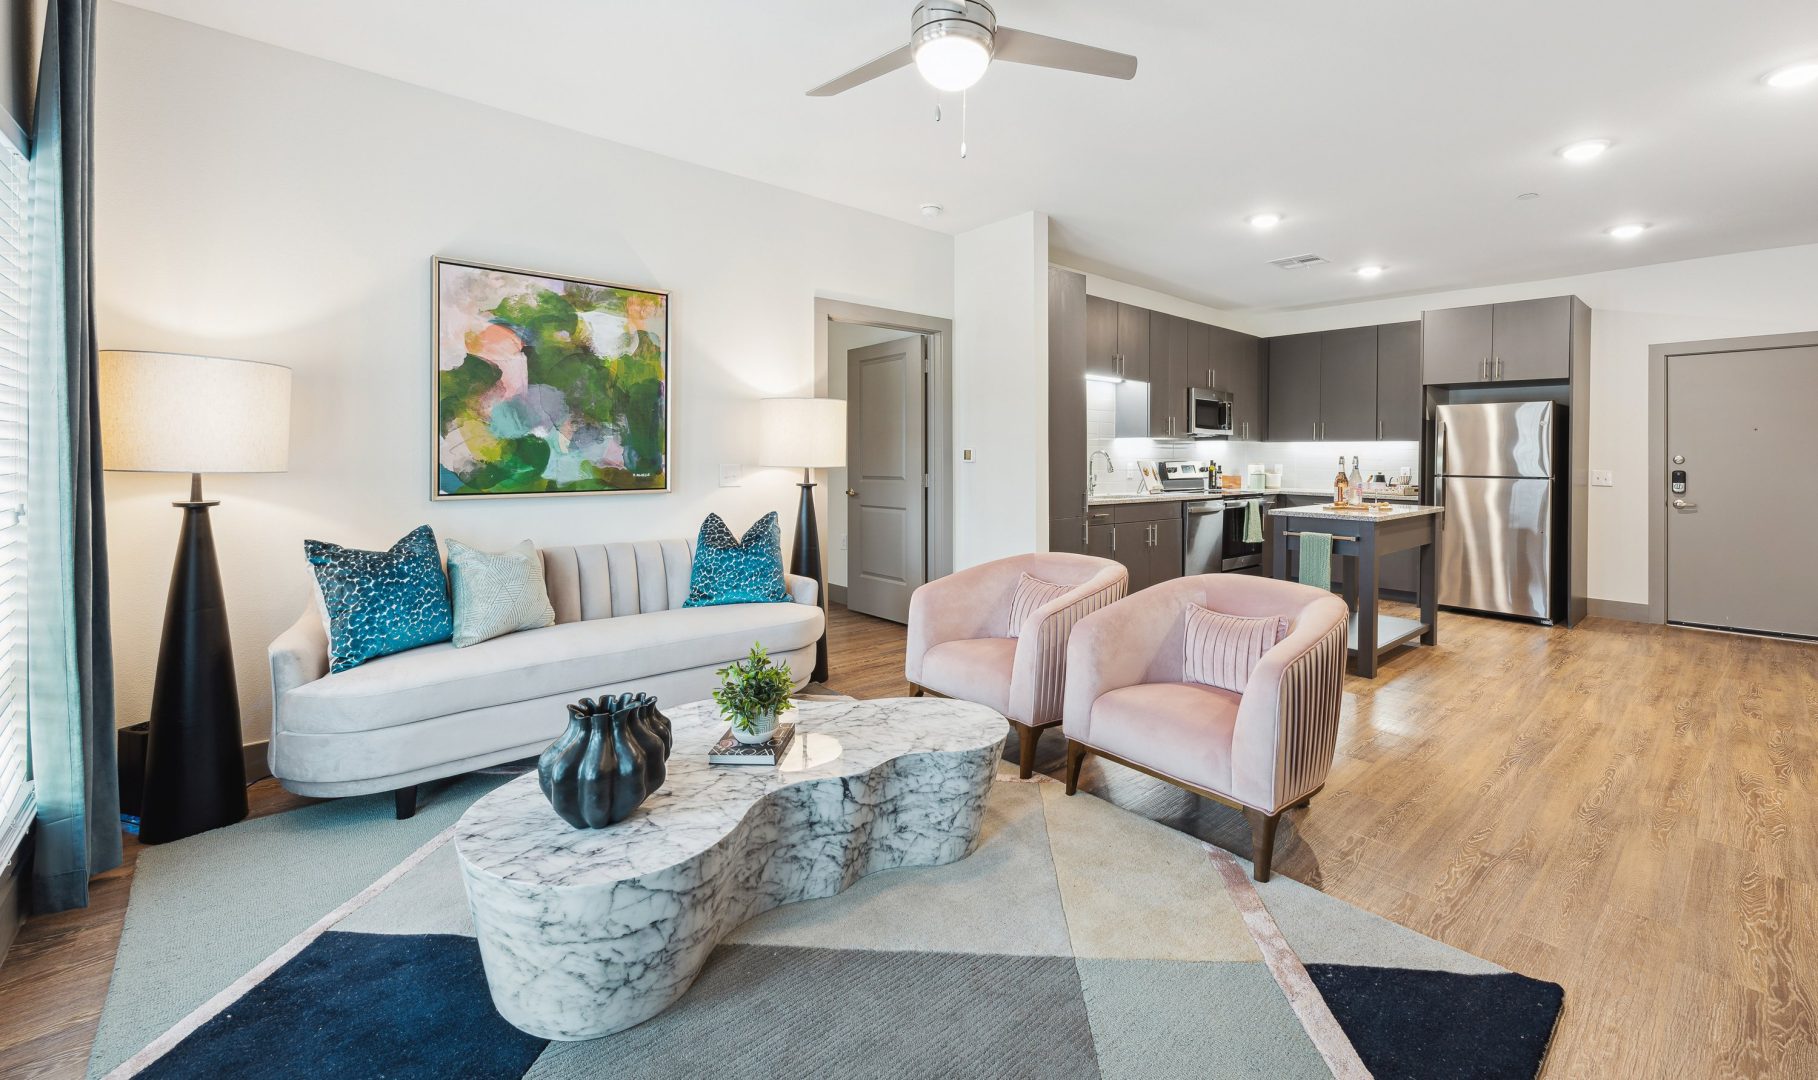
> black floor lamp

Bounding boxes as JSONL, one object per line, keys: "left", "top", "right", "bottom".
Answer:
{"left": 99, "top": 351, "right": 292, "bottom": 844}
{"left": 757, "top": 397, "right": 846, "bottom": 685}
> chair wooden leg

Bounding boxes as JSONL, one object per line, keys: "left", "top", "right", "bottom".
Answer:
{"left": 395, "top": 785, "right": 419, "bottom": 821}
{"left": 1013, "top": 723, "right": 1039, "bottom": 780}
{"left": 1064, "top": 739, "right": 1088, "bottom": 795}
{"left": 1248, "top": 810, "right": 1280, "bottom": 882}
{"left": 908, "top": 683, "right": 924, "bottom": 697}
{"left": 1292, "top": 795, "right": 1312, "bottom": 809}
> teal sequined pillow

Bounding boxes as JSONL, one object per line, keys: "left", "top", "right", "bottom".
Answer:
{"left": 305, "top": 525, "right": 454, "bottom": 673}
{"left": 684, "top": 511, "right": 790, "bottom": 607}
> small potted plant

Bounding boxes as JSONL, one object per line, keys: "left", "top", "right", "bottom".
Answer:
{"left": 712, "top": 643, "right": 796, "bottom": 744}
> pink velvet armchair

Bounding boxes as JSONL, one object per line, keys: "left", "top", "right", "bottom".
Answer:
{"left": 1061, "top": 574, "right": 1348, "bottom": 880}
{"left": 905, "top": 553, "right": 1128, "bottom": 777}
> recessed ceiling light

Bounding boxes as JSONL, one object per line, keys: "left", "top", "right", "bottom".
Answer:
{"left": 1355, "top": 265, "right": 1385, "bottom": 279}
{"left": 920, "top": 203, "right": 944, "bottom": 218}
{"left": 1763, "top": 61, "right": 1818, "bottom": 89}
{"left": 1516, "top": 192, "right": 1541, "bottom": 201}
{"left": 1606, "top": 222, "right": 1649, "bottom": 240}
{"left": 1558, "top": 139, "right": 1612, "bottom": 163}
{"left": 1247, "top": 212, "right": 1283, "bottom": 230}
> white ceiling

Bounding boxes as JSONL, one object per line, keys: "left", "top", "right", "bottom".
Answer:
{"left": 117, "top": 0, "right": 1818, "bottom": 311}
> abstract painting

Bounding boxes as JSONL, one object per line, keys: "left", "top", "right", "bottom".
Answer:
{"left": 434, "top": 257, "right": 669, "bottom": 498}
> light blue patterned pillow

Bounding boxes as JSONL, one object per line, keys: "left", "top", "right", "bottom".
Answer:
{"left": 446, "top": 538, "right": 556, "bottom": 648}
{"left": 305, "top": 525, "right": 454, "bottom": 673}
{"left": 684, "top": 511, "right": 790, "bottom": 607}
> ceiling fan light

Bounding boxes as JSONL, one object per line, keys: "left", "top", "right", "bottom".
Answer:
{"left": 913, "top": 31, "right": 992, "bottom": 91}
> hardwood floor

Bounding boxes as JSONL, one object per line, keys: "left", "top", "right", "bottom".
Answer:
{"left": 3, "top": 603, "right": 1812, "bottom": 1077}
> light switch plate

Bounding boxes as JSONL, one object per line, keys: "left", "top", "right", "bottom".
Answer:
{"left": 718, "top": 463, "right": 742, "bottom": 487}
{"left": 840, "top": 534, "right": 848, "bottom": 550}
{"left": 1590, "top": 469, "right": 1613, "bottom": 488}
{"left": 962, "top": 449, "right": 974, "bottom": 462}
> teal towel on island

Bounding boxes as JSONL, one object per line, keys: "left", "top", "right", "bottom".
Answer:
{"left": 1296, "top": 531, "right": 1333, "bottom": 591}
{"left": 1243, "top": 500, "right": 1264, "bottom": 544}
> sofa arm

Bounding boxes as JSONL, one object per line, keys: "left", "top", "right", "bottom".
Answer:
{"left": 785, "top": 573, "right": 818, "bottom": 606}
{"left": 269, "top": 609, "right": 329, "bottom": 708}
{"left": 1229, "top": 595, "right": 1349, "bottom": 812}
{"left": 1008, "top": 568, "right": 1127, "bottom": 727}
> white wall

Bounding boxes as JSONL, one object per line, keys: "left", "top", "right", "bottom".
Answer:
{"left": 93, "top": 3, "right": 953, "bottom": 747}
{"left": 953, "top": 212, "right": 1049, "bottom": 567}
{"left": 1241, "top": 243, "right": 1818, "bottom": 605}
{"left": 825, "top": 321, "right": 913, "bottom": 589}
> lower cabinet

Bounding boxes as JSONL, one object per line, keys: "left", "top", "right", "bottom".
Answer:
{"left": 1050, "top": 517, "right": 1086, "bottom": 556}
{"left": 1087, "top": 503, "right": 1183, "bottom": 592}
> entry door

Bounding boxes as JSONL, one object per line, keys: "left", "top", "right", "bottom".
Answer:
{"left": 846, "top": 336, "right": 926, "bottom": 623}
{"left": 1666, "top": 345, "right": 1818, "bottom": 637}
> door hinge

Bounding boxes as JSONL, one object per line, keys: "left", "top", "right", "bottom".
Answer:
{"left": 922, "top": 474, "right": 931, "bottom": 489}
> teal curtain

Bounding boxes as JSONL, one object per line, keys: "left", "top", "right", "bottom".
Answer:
{"left": 27, "top": 0, "right": 119, "bottom": 913}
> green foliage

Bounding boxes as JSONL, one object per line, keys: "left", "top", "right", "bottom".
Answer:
{"left": 438, "top": 353, "right": 502, "bottom": 430}
{"left": 712, "top": 643, "right": 796, "bottom": 733}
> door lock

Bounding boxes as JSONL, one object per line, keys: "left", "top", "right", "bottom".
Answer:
{"left": 1670, "top": 470, "right": 1686, "bottom": 495}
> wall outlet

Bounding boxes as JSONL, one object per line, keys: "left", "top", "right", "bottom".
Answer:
{"left": 1590, "top": 469, "right": 1614, "bottom": 488}
{"left": 718, "top": 463, "right": 742, "bottom": 487}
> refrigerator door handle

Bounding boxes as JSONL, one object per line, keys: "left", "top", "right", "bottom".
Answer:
{"left": 1433, "top": 419, "right": 1446, "bottom": 478}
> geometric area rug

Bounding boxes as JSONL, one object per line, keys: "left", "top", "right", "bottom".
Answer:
{"left": 88, "top": 767, "right": 1562, "bottom": 1080}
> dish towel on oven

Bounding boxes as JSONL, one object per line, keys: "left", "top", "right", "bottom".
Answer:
{"left": 1243, "top": 500, "right": 1263, "bottom": 544}
{"left": 1296, "top": 531, "right": 1333, "bottom": 591}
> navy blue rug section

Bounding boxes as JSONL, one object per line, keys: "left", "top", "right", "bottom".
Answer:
{"left": 137, "top": 932, "right": 547, "bottom": 1080}
{"left": 1306, "top": 964, "right": 1564, "bottom": 1080}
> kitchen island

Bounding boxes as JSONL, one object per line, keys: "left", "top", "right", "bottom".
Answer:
{"left": 1267, "top": 501, "right": 1444, "bottom": 678}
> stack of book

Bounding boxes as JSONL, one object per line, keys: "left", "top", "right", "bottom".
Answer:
{"left": 707, "top": 722, "right": 798, "bottom": 765}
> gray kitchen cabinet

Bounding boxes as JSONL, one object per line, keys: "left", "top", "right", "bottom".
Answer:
{"left": 1150, "top": 516, "right": 1183, "bottom": 586}
{"left": 1085, "top": 295, "right": 1119, "bottom": 380}
{"left": 1375, "top": 320, "right": 1422, "bottom": 441}
{"left": 1115, "top": 302, "right": 1150, "bottom": 382}
{"left": 1268, "top": 333, "right": 1322, "bottom": 441}
{"left": 1102, "top": 502, "right": 1182, "bottom": 591}
{"left": 1491, "top": 296, "right": 1572, "bottom": 381}
{"left": 1422, "top": 303, "right": 1492, "bottom": 384}
{"left": 1048, "top": 268, "right": 1089, "bottom": 530}
{"left": 1319, "top": 326, "right": 1378, "bottom": 440}
{"left": 1147, "top": 311, "right": 1189, "bottom": 438}
{"left": 1050, "top": 517, "right": 1086, "bottom": 555}
{"left": 1211, "top": 326, "right": 1267, "bottom": 441}
{"left": 1090, "top": 521, "right": 1150, "bottom": 592}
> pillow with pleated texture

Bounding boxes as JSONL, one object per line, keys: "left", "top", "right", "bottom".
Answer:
{"left": 1006, "top": 573, "right": 1073, "bottom": 636}
{"left": 1181, "top": 603, "right": 1290, "bottom": 693}
{"left": 446, "top": 538, "right": 556, "bottom": 648}
{"left": 684, "top": 511, "right": 791, "bottom": 607}
{"left": 304, "top": 525, "right": 453, "bottom": 673}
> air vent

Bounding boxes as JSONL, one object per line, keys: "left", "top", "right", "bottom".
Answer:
{"left": 1268, "top": 253, "right": 1329, "bottom": 270}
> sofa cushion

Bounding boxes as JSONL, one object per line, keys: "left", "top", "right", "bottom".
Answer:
{"left": 1006, "top": 573, "right": 1072, "bottom": 636}
{"left": 1087, "top": 682, "right": 1241, "bottom": 794}
{"left": 1181, "top": 604, "right": 1289, "bottom": 694}
{"left": 305, "top": 525, "right": 453, "bottom": 673}
{"left": 684, "top": 512, "right": 790, "bottom": 607}
{"left": 917, "top": 637, "right": 1017, "bottom": 715}
{"left": 281, "top": 601, "right": 822, "bottom": 735}
{"left": 447, "top": 538, "right": 556, "bottom": 648}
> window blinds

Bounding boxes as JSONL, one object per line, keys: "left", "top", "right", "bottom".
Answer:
{"left": 0, "top": 135, "right": 30, "bottom": 868}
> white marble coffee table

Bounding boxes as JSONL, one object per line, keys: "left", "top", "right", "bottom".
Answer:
{"left": 454, "top": 696, "right": 1009, "bottom": 1040}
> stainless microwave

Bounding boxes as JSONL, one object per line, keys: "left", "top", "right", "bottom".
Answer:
{"left": 1187, "top": 387, "right": 1233, "bottom": 438}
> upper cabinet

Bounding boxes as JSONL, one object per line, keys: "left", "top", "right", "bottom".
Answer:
{"left": 1085, "top": 295, "right": 1119, "bottom": 380}
{"left": 1208, "top": 325, "right": 1267, "bottom": 441}
{"left": 1267, "top": 333, "right": 1322, "bottom": 441}
{"left": 1375, "top": 321, "right": 1422, "bottom": 441}
{"left": 1116, "top": 303, "right": 1151, "bottom": 382}
{"left": 1422, "top": 296, "right": 1576, "bottom": 384}
{"left": 1318, "top": 325, "right": 1378, "bottom": 441}
{"left": 1147, "top": 311, "right": 1189, "bottom": 438}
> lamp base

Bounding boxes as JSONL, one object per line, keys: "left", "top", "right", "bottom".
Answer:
{"left": 791, "top": 475, "right": 830, "bottom": 684}
{"left": 137, "top": 497, "right": 248, "bottom": 844}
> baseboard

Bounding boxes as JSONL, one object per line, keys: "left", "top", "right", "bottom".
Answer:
{"left": 1587, "top": 598, "right": 1654, "bottom": 623}
{"left": 0, "top": 842, "right": 24, "bottom": 968}
{"left": 243, "top": 739, "right": 272, "bottom": 784}
{"left": 829, "top": 583, "right": 847, "bottom": 607}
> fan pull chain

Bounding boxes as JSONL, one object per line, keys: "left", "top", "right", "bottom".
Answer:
{"left": 959, "top": 91, "right": 968, "bottom": 159}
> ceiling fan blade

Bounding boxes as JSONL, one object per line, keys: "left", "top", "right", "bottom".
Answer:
{"left": 993, "top": 27, "right": 1138, "bottom": 80}
{"left": 806, "top": 44, "right": 914, "bottom": 97}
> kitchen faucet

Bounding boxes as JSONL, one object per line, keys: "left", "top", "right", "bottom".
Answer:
{"left": 1088, "top": 450, "right": 1113, "bottom": 495}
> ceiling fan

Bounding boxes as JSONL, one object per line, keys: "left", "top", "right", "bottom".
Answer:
{"left": 806, "top": 1, "right": 1138, "bottom": 97}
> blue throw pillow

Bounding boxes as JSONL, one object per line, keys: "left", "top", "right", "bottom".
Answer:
{"left": 305, "top": 525, "right": 454, "bottom": 672}
{"left": 684, "top": 511, "right": 790, "bottom": 607}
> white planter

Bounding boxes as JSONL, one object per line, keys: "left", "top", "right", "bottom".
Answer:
{"left": 728, "top": 709, "right": 779, "bottom": 745}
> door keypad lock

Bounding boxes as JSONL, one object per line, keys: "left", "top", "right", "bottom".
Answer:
{"left": 1670, "top": 469, "right": 1687, "bottom": 495}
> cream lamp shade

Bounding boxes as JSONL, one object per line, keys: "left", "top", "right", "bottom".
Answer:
{"left": 756, "top": 397, "right": 846, "bottom": 469}
{"left": 99, "top": 351, "right": 292, "bottom": 473}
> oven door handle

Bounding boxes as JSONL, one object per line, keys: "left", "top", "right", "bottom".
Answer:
{"left": 1186, "top": 506, "right": 1226, "bottom": 516}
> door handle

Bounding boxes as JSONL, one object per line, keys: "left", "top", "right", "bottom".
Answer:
{"left": 845, "top": 488, "right": 858, "bottom": 497}
{"left": 1673, "top": 498, "right": 1698, "bottom": 510}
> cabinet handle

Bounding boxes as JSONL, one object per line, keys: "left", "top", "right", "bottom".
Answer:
{"left": 1322, "top": 421, "right": 1327, "bottom": 439}
{"left": 1495, "top": 357, "right": 1504, "bottom": 380}
{"left": 1111, "top": 526, "right": 1117, "bottom": 552}
{"left": 1378, "top": 419, "right": 1384, "bottom": 439}
{"left": 1211, "top": 368, "right": 1217, "bottom": 388}
{"left": 1313, "top": 421, "right": 1318, "bottom": 439}
{"left": 1083, "top": 522, "right": 1089, "bottom": 548}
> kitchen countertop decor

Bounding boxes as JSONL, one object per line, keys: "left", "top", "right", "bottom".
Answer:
{"left": 1265, "top": 502, "right": 1442, "bottom": 523}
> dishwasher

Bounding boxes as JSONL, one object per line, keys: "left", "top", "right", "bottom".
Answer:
{"left": 1183, "top": 492, "right": 1276, "bottom": 575}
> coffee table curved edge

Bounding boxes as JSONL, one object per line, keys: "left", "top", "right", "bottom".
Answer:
{"left": 455, "top": 699, "right": 1010, "bottom": 1041}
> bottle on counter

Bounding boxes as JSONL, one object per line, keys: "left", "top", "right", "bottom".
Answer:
{"left": 1349, "top": 457, "right": 1364, "bottom": 503}
{"left": 1333, "top": 457, "right": 1350, "bottom": 505}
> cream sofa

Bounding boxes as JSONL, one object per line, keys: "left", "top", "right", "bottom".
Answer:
{"left": 267, "top": 539, "right": 822, "bottom": 817}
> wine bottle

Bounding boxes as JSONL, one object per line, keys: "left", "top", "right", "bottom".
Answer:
{"left": 1333, "top": 456, "right": 1349, "bottom": 504}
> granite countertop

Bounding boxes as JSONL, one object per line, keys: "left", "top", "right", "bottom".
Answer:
{"left": 1266, "top": 502, "right": 1444, "bottom": 522}
{"left": 1085, "top": 486, "right": 1419, "bottom": 507}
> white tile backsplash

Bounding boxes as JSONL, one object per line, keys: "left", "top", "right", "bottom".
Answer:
{"left": 1083, "top": 382, "right": 1418, "bottom": 495}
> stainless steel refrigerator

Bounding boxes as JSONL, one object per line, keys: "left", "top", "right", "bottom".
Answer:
{"left": 1433, "top": 401, "right": 1558, "bottom": 622}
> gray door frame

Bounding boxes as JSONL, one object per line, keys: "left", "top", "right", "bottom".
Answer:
{"left": 1646, "top": 330, "right": 1818, "bottom": 624}
{"left": 814, "top": 298, "right": 955, "bottom": 584}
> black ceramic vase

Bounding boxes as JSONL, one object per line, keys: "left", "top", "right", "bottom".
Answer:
{"left": 538, "top": 693, "right": 673, "bottom": 829}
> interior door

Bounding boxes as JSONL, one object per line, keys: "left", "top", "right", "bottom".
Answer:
{"left": 846, "top": 336, "right": 926, "bottom": 624}
{"left": 1666, "top": 345, "right": 1818, "bottom": 637}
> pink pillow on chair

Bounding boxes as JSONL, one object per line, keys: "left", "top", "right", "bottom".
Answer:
{"left": 1182, "top": 603, "right": 1290, "bottom": 693}
{"left": 1006, "top": 573, "right": 1072, "bottom": 636}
